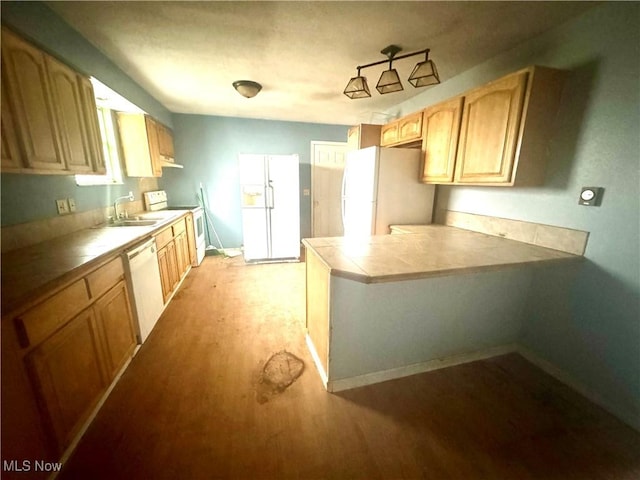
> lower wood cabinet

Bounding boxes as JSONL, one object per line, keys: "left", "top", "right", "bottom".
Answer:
{"left": 156, "top": 215, "right": 192, "bottom": 304}
{"left": 25, "top": 308, "right": 107, "bottom": 452}
{"left": 174, "top": 230, "right": 190, "bottom": 277}
{"left": 4, "top": 255, "right": 136, "bottom": 457}
{"left": 158, "top": 242, "right": 180, "bottom": 303}
{"left": 93, "top": 280, "right": 136, "bottom": 381}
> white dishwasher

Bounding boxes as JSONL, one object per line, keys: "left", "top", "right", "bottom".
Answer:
{"left": 124, "top": 238, "right": 165, "bottom": 344}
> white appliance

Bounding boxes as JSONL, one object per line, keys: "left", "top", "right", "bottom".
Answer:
{"left": 239, "top": 154, "right": 300, "bottom": 262}
{"left": 124, "top": 238, "right": 165, "bottom": 344}
{"left": 341, "top": 146, "right": 435, "bottom": 237}
{"left": 144, "top": 190, "right": 206, "bottom": 266}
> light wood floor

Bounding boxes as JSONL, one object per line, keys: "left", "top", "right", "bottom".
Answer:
{"left": 60, "top": 256, "right": 640, "bottom": 479}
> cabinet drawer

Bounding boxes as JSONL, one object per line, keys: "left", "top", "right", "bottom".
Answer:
{"left": 86, "top": 256, "right": 124, "bottom": 299}
{"left": 172, "top": 217, "right": 186, "bottom": 236}
{"left": 15, "top": 280, "right": 91, "bottom": 348}
{"left": 155, "top": 226, "right": 173, "bottom": 248}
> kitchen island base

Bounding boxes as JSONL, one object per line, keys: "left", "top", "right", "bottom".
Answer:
{"left": 303, "top": 233, "right": 581, "bottom": 393}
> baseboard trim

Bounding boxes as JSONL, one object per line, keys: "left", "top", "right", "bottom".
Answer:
{"left": 326, "top": 344, "right": 519, "bottom": 393}
{"left": 305, "top": 334, "right": 328, "bottom": 389}
{"left": 516, "top": 346, "right": 640, "bottom": 432}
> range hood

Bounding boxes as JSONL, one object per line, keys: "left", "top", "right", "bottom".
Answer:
{"left": 160, "top": 160, "right": 184, "bottom": 169}
{"left": 159, "top": 155, "right": 184, "bottom": 169}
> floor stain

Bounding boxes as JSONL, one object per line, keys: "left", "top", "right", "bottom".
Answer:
{"left": 256, "top": 350, "right": 304, "bottom": 404}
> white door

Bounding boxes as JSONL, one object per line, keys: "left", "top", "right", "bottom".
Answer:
{"left": 267, "top": 155, "right": 300, "bottom": 259}
{"left": 311, "top": 141, "right": 348, "bottom": 237}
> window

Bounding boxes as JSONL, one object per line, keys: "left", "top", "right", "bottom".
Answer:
{"left": 75, "top": 106, "right": 123, "bottom": 186}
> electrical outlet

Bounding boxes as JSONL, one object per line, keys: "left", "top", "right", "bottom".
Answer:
{"left": 56, "top": 199, "right": 70, "bottom": 215}
{"left": 67, "top": 198, "right": 77, "bottom": 212}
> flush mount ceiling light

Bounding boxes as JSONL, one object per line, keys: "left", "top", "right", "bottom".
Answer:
{"left": 233, "top": 80, "right": 262, "bottom": 98}
{"left": 344, "top": 45, "right": 440, "bottom": 99}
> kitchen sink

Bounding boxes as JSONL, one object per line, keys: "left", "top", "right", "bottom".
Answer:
{"left": 108, "top": 219, "right": 159, "bottom": 227}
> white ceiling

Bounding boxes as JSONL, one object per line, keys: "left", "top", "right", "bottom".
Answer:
{"left": 48, "top": 1, "right": 595, "bottom": 126}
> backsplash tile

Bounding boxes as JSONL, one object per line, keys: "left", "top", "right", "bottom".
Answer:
{"left": 436, "top": 209, "right": 589, "bottom": 255}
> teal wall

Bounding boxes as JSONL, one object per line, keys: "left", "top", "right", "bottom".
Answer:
{"left": 392, "top": 3, "right": 640, "bottom": 428}
{"left": 159, "top": 114, "right": 348, "bottom": 247}
{"left": 0, "top": 1, "right": 172, "bottom": 226}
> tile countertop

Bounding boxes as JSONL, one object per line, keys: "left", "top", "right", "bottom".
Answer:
{"left": 1, "top": 210, "right": 190, "bottom": 318}
{"left": 302, "top": 225, "right": 582, "bottom": 284}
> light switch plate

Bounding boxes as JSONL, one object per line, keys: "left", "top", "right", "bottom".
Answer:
{"left": 578, "top": 187, "right": 604, "bottom": 206}
{"left": 56, "top": 199, "right": 70, "bottom": 215}
{"left": 68, "top": 198, "right": 77, "bottom": 212}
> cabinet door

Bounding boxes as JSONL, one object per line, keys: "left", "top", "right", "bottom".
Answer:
{"left": 25, "top": 308, "right": 106, "bottom": 453}
{"left": 157, "top": 246, "right": 171, "bottom": 303}
{"left": 1, "top": 28, "right": 65, "bottom": 171}
{"left": 158, "top": 244, "right": 179, "bottom": 303}
{"left": 46, "top": 56, "right": 93, "bottom": 173}
{"left": 144, "top": 116, "right": 163, "bottom": 177}
{"left": 157, "top": 123, "right": 175, "bottom": 159}
{"left": 454, "top": 71, "right": 528, "bottom": 184}
{"left": 1, "top": 74, "right": 24, "bottom": 170}
{"left": 380, "top": 122, "right": 399, "bottom": 146}
{"left": 421, "top": 97, "right": 464, "bottom": 183}
{"left": 93, "top": 280, "right": 136, "bottom": 382}
{"left": 166, "top": 241, "right": 180, "bottom": 288}
{"left": 78, "top": 76, "right": 106, "bottom": 174}
{"left": 397, "top": 112, "right": 423, "bottom": 143}
{"left": 175, "top": 231, "right": 191, "bottom": 277}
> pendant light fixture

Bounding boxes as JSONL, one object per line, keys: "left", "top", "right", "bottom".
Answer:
{"left": 376, "top": 45, "right": 403, "bottom": 94}
{"left": 343, "top": 67, "right": 371, "bottom": 99}
{"left": 408, "top": 50, "right": 440, "bottom": 87}
{"left": 343, "top": 45, "right": 440, "bottom": 99}
{"left": 233, "top": 80, "right": 262, "bottom": 98}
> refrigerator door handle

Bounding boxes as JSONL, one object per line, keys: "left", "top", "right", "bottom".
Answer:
{"left": 266, "top": 182, "right": 275, "bottom": 209}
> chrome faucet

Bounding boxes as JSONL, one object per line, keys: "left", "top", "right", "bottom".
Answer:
{"left": 113, "top": 191, "right": 134, "bottom": 221}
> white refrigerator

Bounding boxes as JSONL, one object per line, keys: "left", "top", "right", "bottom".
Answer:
{"left": 341, "top": 146, "right": 435, "bottom": 237}
{"left": 239, "top": 154, "right": 300, "bottom": 262}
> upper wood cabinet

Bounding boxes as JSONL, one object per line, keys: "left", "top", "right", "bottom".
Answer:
{"left": 380, "top": 112, "right": 423, "bottom": 147}
{"left": 1, "top": 27, "right": 65, "bottom": 172}
{"left": 421, "top": 96, "right": 464, "bottom": 183}
{"left": 454, "top": 70, "right": 528, "bottom": 184}
{"left": 78, "top": 76, "right": 107, "bottom": 175}
{"left": 453, "top": 67, "right": 565, "bottom": 186}
{"left": 1, "top": 77, "right": 23, "bottom": 170}
{"left": 156, "top": 122, "right": 175, "bottom": 161}
{"left": 347, "top": 124, "right": 381, "bottom": 150}
{"left": 46, "top": 55, "right": 94, "bottom": 173}
{"left": 117, "top": 113, "right": 163, "bottom": 177}
{"left": 419, "top": 66, "right": 565, "bottom": 186}
{"left": 1, "top": 27, "right": 105, "bottom": 175}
